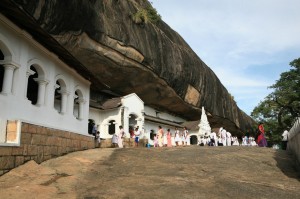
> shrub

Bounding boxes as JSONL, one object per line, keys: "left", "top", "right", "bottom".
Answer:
{"left": 132, "top": 6, "right": 161, "bottom": 25}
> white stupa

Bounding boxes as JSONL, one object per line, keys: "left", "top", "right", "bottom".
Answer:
{"left": 198, "top": 106, "right": 211, "bottom": 138}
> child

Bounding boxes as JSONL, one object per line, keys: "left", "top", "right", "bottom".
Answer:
{"left": 134, "top": 126, "right": 141, "bottom": 147}
{"left": 95, "top": 131, "right": 101, "bottom": 148}
{"left": 112, "top": 133, "right": 118, "bottom": 148}
{"left": 154, "top": 134, "right": 158, "bottom": 147}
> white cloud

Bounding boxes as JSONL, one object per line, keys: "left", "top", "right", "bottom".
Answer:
{"left": 151, "top": 0, "right": 300, "bottom": 114}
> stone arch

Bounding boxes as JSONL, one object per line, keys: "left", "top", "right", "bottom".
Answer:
{"left": 54, "top": 75, "right": 68, "bottom": 114}
{"left": 0, "top": 36, "right": 19, "bottom": 95}
{"left": 102, "top": 116, "right": 119, "bottom": 137}
{"left": 0, "top": 34, "right": 17, "bottom": 63}
{"left": 128, "top": 113, "right": 138, "bottom": 136}
{"left": 26, "top": 59, "right": 49, "bottom": 105}
{"left": 27, "top": 59, "right": 47, "bottom": 79}
{"left": 108, "top": 120, "right": 116, "bottom": 135}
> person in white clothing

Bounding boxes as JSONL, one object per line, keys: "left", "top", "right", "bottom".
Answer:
{"left": 163, "top": 130, "right": 167, "bottom": 147}
{"left": 112, "top": 133, "right": 118, "bottom": 148}
{"left": 174, "top": 128, "right": 181, "bottom": 146}
{"left": 118, "top": 125, "right": 124, "bottom": 148}
{"left": 218, "top": 127, "right": 223, "bottom": 139}
{"left": 282, "top": 130, "right": 289, "bottom": 150}
{"left": 182, "top": 127, "right": 189, "bottom": 146}
{"left": 134, "top": 126, "right": 141, "bottom": 147}
{"left": 221, "top": 129, "right": 227, "bottom": 146}
{"left": 199, "top": 136, "right": 205, "bottom": 146}
{"left": 232, "top": 137, "right": 239, "bottom": 146}
{"left": 226, "top": 131, "right": 232, "bottom": 146}
{"left": 210, "top": 131, "right": 217, "bottom": 146}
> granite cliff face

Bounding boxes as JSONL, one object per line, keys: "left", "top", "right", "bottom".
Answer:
{"left": 3, "top": 0, "right": 255, "bottom": 132}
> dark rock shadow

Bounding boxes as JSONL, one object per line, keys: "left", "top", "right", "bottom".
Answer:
{"left": 274, "top": 149, "right": 300, "bottom": 181}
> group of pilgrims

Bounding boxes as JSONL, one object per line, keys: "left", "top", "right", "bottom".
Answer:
{"left": 199, "top": 127, "right": 260, "bottom": 147}
{"left": 108, "top": 123, "right": 268, "bottom": 148}
{"left": 153, "top": 126, "right": 189, "bottom": 147}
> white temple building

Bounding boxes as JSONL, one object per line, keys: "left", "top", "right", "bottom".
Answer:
{"left": 89, "top": 93, "right": 186, "bottom": 146}
{"left": 0, "top": 14, "right": 90, "bottom": 146}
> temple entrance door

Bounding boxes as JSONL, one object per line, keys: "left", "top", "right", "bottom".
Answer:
{"left": 190, "top": 135, "right": 198, "bottom": 145}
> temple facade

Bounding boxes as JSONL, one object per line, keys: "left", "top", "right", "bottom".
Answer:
{"left": 0, "top": 14, "right": 90, "bottom": 147}
{"left": 89, "top": 93, "right": 186, "bottom": 146}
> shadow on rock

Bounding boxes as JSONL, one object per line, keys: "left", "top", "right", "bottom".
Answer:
{"left": 274, "top": 149, "right": 300, "bottom": 181}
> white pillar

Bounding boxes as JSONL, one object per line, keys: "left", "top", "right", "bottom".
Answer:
{"left": 2, "top": 63, "right": 18, "bottom": 95}
{"left": 77, "top": 98, "right": 85, "bottom": 120}
{"left": 24, "top": 69, "right": 36, "bottom": 98}
{"left": 34, "top": 78, "right": 49, "bottom": 106}
{"left": 60, "top": 89, "right": 70, "bottom": 114}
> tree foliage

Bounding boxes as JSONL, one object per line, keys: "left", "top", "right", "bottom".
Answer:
{"left": 251, "top": 58, "right": 300, "bottom": 143}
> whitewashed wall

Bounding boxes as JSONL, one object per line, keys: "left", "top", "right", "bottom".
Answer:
{"left": 144, "top": 106, "right": 186, "bottom": 123}
{"left": 0, "top": 15, "right": 90, "bottom": 139}
{"left": 122, "top": 93, "right": 144, "bottom": 137}
{"left": 89, "top": 108, "right": 121, "bottom": 138}
{"left": 89, "top": 94, "right": 144, "bottom": 139}
{"left": 143, "top": 106, "right": 187, "bottom": 145}
{"left": 288, "top": 117, "right": 300, "bottom": 166}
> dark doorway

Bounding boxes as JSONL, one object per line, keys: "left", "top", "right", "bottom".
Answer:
{"left": 108, "top": 120, "right": 115, "bottom": 135}
{"left": 190, "top": 135, "right": 198, "bottom": 145}
{"left": 150, "top": 129, "right": 155, "bottom": 140}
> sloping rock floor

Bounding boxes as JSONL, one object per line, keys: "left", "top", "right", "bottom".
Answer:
{"left": 0, "top": 146, "right": 299, "bottom": 199}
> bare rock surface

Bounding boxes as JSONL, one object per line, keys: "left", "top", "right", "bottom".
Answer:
{"left": 1, "top": 0, "right": 255, "bottom": 132}
{"left": 0, "top": 147, "right": 299, "bottom": 199}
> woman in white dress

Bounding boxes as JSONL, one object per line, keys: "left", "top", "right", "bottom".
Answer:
{"left": 118, "top": 125, "right": 124, "bottom": 148}
{"left": 163, "top": 130, "right": 167, "bottom": 147}
{"left": 112, "top": 133, "right": 118, "bottom": 148}
{"left": 174, "top": 128, "right": 181, "bottom": 146}
{"left": 182, "top": 127, "right": 189, "bottom": 146}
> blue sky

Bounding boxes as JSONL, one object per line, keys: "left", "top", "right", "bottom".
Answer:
{"left": 150, "top": 0, "right": 300, "bottom": 115}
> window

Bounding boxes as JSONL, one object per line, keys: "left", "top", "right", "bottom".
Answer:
{"left": 129, "top": 114, "right": 137, "bottom": 127}
{"left": 26, "top": 65, "right": 38, "bottom": 105}
{"left": 88, "top": 119, "right": 95, "bottom": 135}
{"left": 54, "top": 80, "right": 62, "bottom": 112}
{"left": 0, "top": 119, "right": 21, "bottom": 146}
{"left": 108, "top": 120, "right": 116, "bottom": 135}
{"left": 150, "top": 129, "right": 155, "bottom": 140}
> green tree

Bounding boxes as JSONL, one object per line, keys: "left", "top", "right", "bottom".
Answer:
{"left": 251, "top": 58, "right": 300, "bottom": 143}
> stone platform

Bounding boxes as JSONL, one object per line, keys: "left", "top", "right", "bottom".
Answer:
{"left": 0, "top": 146, "right": 299, "bottom": 198}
